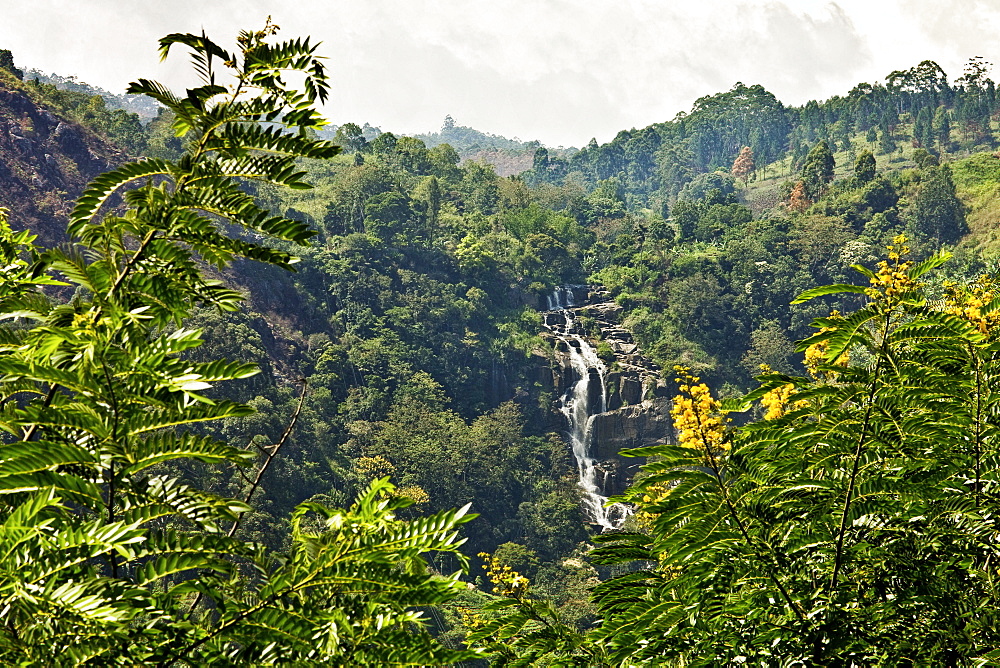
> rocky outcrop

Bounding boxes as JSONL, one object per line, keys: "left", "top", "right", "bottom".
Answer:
{"left": 542, "top": 286, "right": 673, "bottom": 497}
{"left": 0, "top": 78, "right": 124, "bottom": 242}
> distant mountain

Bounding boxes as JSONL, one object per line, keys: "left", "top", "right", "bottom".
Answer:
{"left": 415, "top": 115, "right": 549, "bottom": 156}
{"left": 23, "top": 69, "right": 161, "bottom": 120}
{"left": 323, "top": 115, "right": 568, "bottom": 176}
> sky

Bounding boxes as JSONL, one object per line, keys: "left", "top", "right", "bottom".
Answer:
{"left": 4, "top": 0, "right": 1000, "bottom": 148}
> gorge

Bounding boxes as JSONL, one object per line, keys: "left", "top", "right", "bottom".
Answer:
{"left": 541, "top": 286, "right": 673, "bottom": 530}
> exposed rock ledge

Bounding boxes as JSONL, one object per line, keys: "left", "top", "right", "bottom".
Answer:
{"left": 541, "top": 286, "right": 673, "bottom": 496}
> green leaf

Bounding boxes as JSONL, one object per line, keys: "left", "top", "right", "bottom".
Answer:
{"left": 791, "top": 283, "right": 869, "bottom": 304}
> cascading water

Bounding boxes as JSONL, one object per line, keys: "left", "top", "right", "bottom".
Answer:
{"left": 546, "top": 288, "right": 632, "bottom": 530}
{"left": 546, "top": 285, "right": 576, "bottom": 311}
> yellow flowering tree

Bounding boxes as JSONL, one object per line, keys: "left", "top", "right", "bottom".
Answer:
{"left": 590, "top": 237, "right": 1000, "bottom": 665}
{"left": 463, "top": 550, "right": 606, "bottom": 666}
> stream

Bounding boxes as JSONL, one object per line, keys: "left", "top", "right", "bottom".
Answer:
{"left": 545, "top": 287, "right": 633, "bottom": 530}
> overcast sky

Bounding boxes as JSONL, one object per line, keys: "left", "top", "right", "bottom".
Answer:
{"left": 4, "top": 1, "right": 1000, "bottom": 147}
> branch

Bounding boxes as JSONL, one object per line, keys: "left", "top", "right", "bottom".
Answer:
{"left": 228, "top": 377, "right": 308, "bottom": 538}
{"left": 184, "top": 379, "right": 308, "bottom": 619}
{"left": 693, "top": 402, "right": 807, "bottom": 622}
{"left": 20, "top": 384, "right": 57, "bottom": 442}
{"left": 829, "top": 311, "right": 891, "bottom": 591}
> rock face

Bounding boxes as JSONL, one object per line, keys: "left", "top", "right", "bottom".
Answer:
{"left": 542, "top": 286, "right": 672, "bottom": 498}
{"left": 0, "top": 79, "right": 123, "bottom": 243}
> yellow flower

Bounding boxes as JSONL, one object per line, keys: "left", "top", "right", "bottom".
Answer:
{"left": 635, "top": 480, "right": 673, "bottom": 529}
{"left": 804, "top": 312, "right": 849, "bottom": 380}
{"left": 867, "top": 235, "right": 916, "bottom": 305}
{"left": 354, "top": 455, "right": 395, "bottom": 479}
{"left": 943, "top": 276, "right": 1000, "bottom": 336}
{"left": 761, "top": 383, "right": 795, "bottom": 420}
{"left": 670, "top": 366, "right": 728, "bottom": 455}
{"left": 396, "top": 485, "right": 430, "bottom": 505}
{"left": 478, "top": 552, "right": 530, "bottom": 599}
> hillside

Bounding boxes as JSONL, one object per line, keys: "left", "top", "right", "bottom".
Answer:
{"left": 23, "top": 68, "right": 161, "bottom": 119}
{"left": 0, "top": 68, "right": 124, "bottom": 242}
{"left": 6, "top": 36, "right": 1000, "bottom": 663}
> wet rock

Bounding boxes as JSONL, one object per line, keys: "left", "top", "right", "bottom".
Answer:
{"left": 543, "top": 284, "right": 674, "bottom": 500}
{"left": 590, "top": 399, "right": 672, "bottom": 461}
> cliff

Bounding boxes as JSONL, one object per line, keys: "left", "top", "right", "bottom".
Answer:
{"left": 0, "top": 72, "right": 123, "bottom": 242}
{"left": 541, "top": 286, "right": 673, "bottom": 496}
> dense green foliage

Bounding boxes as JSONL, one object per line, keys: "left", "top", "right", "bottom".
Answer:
{"left": 466, "top": 247, "right": 1000, "bottom": 666}
{"left": 9, "top": 25, "right": 1000, "bottom": 665}
{"left": 0, "top": 26, "right": 480, "bottom": 664}
{"left": 525, "top": 58, "right": 1000, "bottom": 213}
{"left": 589, "top": 247, "right": 1000, "bottom": 665}
{"left": 16, "top": 76, "right": 150, "bottom": 155}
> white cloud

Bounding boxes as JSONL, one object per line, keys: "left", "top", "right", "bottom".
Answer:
{"left": 2, "top": 1, "right": 999, "bottom": 146}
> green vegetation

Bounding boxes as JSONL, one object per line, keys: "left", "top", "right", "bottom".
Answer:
{"left": 18, "top": 76, "right": 150, "bottom": 155}
{"left": 8, "top": 25, "right": 1000, "bottom": 666}
{"left": 474, "top": 253, "right": 1000, "bottom": 663}
{"left": 0, "top": 26, "right": 478, "bottom": 664}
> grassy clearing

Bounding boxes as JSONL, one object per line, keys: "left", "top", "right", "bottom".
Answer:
{"left": 952, "top": 151, "right": 1000, "bottom": 257}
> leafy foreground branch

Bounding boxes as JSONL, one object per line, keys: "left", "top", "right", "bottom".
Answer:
{"left": 0, "top": 25, "right": 479, "bottom": 665}
{"left": 470, "top": 239, "right": 1000, "bottom": 666}
{"left": 585, "top": 238, "right": 1000, "bottom": 666}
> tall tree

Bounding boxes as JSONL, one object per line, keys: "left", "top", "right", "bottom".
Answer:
{"left": 854, "top": 148, "right": 876, "bottom": 183}
{"left": 933, "top": 106, "right": 952, "bottom": 150}
{"left": 800, "top": 140, "right": 835, "bottom": 199}
{"left": 731, "top": 145, "right": 755, "bottom": 185}
{"left": 913, "top": 163, "right": 967, "bottom": 245}
{"left": 334, "top": 122, "right": 367, "bottom": 152}
{"left": 787, "top": 180, "right": 810, "bottom": 212}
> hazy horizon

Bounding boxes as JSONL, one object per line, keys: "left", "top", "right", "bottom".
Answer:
{"left": 3, "top": 0, "right": 999, "bottom": 147}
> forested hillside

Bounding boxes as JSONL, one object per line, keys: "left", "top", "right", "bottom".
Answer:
{"left": 5, "top": 26, "right": 1000, "bottom": 664}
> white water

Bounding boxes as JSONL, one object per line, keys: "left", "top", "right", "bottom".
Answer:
{"left": 546, "top": 285, "right": 576, "bottom": 311}
{"left": 547, "top": 289, "right": 632, "bottom": 530}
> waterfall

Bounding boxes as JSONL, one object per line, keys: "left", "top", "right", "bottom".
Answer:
{"left": 546, "top": 285, "right": 576, "bottom": 311}
{"left": 546, "top": 289, "right": 632, "bottom": 530}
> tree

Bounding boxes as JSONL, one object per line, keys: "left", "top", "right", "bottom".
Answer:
{"left": 956, "top": 56, "right": 994, "bottom": 94}
{"left": 677, "top": 170, "right": 736, "bottom": 202}
{"left": 429, "top": 142, "right": 462, "bottom": 182}
{"left": 739, "top": 319, "right": 793, "bottom": 374}
{"left": 334, "top": 121, "right": 367, "bottom": 152}
{"left": 0, "top": 25, "right": 479, "bottom": 665}
{"left": 395, "top": 136, "right": 432, "bottom": 174}
{"left": 369, "top": 131, "right": 398, "bottom": 157}
{"left": 933, "top": 106, "right": 952, "bottom": 149}
{"left": 364, "top": 190, "right": 414, "bottom": 242}
{"left": 533, "top": 146, "right": 550, "bottom": 172}
{"left": 878, "top": 127, "right": 896, "bottom": 155}
{"left": 800, "top": 139, "right": 835, "bottom": 199}
{"left": 913, "top": 163, "right": 967, "bottom": 245}
{"left": 854, "top": 149, "right": 876, "bottom": 184}
{"left": 0, "top": 49, "right": 23, "bottom": 79}
{"left": 787, "top": 180, "right": 810, "bottom": 212}
{"left": 731, "top": 145, "right": 755, "bottom": 185}
{"left": 672, "top": 200, "right": 700, "bottom": 239}
{"left": 914, "top": 106, "right": 934, "bottom": 148}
